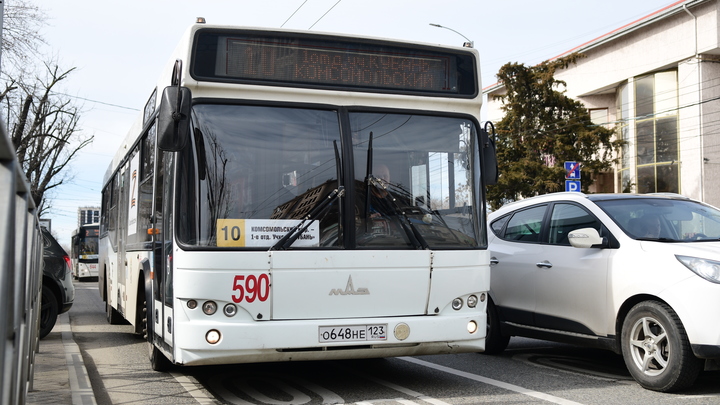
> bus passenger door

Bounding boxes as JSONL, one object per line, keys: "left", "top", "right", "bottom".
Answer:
{"left": 149, "top": 150, "right": 175, "bottom": 360}
{"left": 114, "top": 163, "right": 130, "bottom": 316}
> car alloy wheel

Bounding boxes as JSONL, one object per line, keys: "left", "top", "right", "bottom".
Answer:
{"left": 621, "top": 301, "right": 702, "bottom": 392}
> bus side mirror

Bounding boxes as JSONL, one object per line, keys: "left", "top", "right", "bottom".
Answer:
{"left": 157, "top": 85, "right": 192, "bottom": 151}
{"left": 479, "top": 124, "right": 498, "bottom": 186}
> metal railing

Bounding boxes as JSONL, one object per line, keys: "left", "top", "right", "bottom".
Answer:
{"left": 0, "top": 119, "right": 43, "bottom": 404}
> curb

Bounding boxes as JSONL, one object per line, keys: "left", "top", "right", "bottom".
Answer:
{"left": 27, "top": 312, "right": 96, "bottom": 405}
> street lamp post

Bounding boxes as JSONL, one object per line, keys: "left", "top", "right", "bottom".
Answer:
{"left": 429, "top": 23, "right": 474, "bottom": 48}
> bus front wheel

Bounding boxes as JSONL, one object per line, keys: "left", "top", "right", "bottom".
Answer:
{"left": 149, "top": 341, "right": 172, "bottom": 371}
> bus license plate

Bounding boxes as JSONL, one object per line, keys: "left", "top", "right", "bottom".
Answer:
{"left": 319, "top": 324, "right": 387, "bottom": 343}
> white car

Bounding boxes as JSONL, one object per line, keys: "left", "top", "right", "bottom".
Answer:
{"left": 486, "top": 192, "right": 720, "bottom": 392}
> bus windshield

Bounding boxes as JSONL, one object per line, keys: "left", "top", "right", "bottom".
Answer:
{"left": 76, "top": 227, "right": 99, "bottom": 262}
{"left": 177, "top": 104, "right": 481, "bottom": 249}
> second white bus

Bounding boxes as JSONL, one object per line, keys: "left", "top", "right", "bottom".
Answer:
{"left": 71, "top": 223, "right": 99, "bottom": 280}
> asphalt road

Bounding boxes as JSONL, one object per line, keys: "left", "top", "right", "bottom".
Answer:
{"left": 68, "top": 280, "right": 720, "bottom": 404}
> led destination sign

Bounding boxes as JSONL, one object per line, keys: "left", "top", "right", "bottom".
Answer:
{"left": 192, "top": 30, "right": 477, "bottom": 96}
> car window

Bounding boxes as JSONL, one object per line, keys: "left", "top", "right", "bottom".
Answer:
{"left": 548, "top": 203, "right": 601, "bottom": 245}
{"left": 596, "top": 197, "right": 720, "bottom": 241}
{"left": 503, "top": 205, "right": 546, "bottom": 242}
{"left": 490, "top": 215, "right": 509, "bottom": 236}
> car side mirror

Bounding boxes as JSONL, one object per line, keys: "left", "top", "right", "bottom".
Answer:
{"left": 568, "top": 227, "right": 606, "bottom": 248}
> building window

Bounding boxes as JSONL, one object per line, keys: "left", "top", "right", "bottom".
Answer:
{"left": 616, "top": 83, "right": 632, "bottom": 192}
{"left": 589, "top": 108, "right": 608, "bottom": 126}
{"left": 635, "top": 71, "right": 679, "bottom": 193}
{"left": 616, "top": 71, "right": 679, "bottom": 193}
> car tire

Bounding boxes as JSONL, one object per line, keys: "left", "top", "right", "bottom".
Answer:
{"left": 621, "top": 301, "right": 702, "bottom": 392}
{"left": 483, "top": 298, "right": 510, "bottom": 355}
{"left": 39, "top": 285, "right": 59, "bottom": 339}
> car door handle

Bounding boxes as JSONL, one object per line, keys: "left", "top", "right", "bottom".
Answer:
{"left": 536, "top": 260, "right": 552, "bottom": 268}
{"left": 490, "top": 257, "right": 499, "bottom": 265}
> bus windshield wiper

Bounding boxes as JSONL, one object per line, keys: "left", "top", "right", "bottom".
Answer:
{"left": 272, "top": 139, "right": 345, "bottom": 251}
{"left": 385, "top": 181, "right": 463, "bottom": 244}
{"left": 368, "top": 175, "right": 429, "bottom": 250}
{"left": 270, "top": 186, "right": 345, "bottom": 251}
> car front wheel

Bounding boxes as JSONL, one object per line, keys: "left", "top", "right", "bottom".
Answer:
{"left": 621, "top": 301, "right": 702, "bottom": 392}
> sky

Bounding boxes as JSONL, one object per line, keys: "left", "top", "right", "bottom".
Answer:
{"left": 23, "top": 0, "right": 677, "bottom": 246}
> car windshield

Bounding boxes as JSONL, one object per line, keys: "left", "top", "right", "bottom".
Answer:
{"left": 595, "top": 198, "right": 720, "bottom": 241}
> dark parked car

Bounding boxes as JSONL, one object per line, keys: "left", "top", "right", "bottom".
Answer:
{"left": 40, "top": 228, "right": 75, "bottom": 339}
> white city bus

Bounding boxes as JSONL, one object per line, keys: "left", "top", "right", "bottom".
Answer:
{"left": 71, "top": 223, "right": 99, "bottom": 280}
{"left": 99, "top": 20, "right": 497, "bottom": 371}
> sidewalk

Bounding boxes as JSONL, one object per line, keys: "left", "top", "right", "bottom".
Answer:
{"left": 27, "top": 312, "right": 96, "bottom": 405}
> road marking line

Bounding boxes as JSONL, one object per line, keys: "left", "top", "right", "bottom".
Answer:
{"left": 59, "top": 312, "right": 97, "bottom": 405}
{"left": 353, "top": 372, "right": 452, "bottom": 405}
{"left": 171, "top": 372, "right": 217, "bottom": 404}
{"left": 399, "top": 357, "right": 585, "bottom": 405}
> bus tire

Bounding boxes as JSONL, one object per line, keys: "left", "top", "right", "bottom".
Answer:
{"left": 149, "top": 342, "right": 172, "bottom": 372}
{"left": 39, "top": 286, "right": 59, "bottom": 339}
{"left": 106, "top": 299, "right": 123, "bottom": 325}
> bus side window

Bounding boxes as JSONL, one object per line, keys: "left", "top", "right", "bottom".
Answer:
{"left": 108, "top": 173, "right": 119, "bottom": 249}
{"left": 138, "top": 125, "right": 156, "bottom": 244}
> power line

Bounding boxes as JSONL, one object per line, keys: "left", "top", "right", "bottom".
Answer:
{"left": 309, "top": 0, "right": 341, "bottom": 30}
{"left": 281, "top": 0, "right": 308, "bottom": 28}
{"left": 51, "top": 91, "right": 140, "bottom": 111}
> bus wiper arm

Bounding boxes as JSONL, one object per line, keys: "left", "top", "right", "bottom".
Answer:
{"left": 385, "top": 182, "right": 462, "bottom": 244}
{"left": 369, "top": 176, "right": 429, "bottom": 250}
{"left": 270, "top": 186, "right": 345, "bottom": 251}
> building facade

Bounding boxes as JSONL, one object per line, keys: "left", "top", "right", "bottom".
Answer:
{"left": 77, "top": 206, "right": 100, "bottom": 227}
{"left": 484, "top": 0, "right": 720, "bottom": 206}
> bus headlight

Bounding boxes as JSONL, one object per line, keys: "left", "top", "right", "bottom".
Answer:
{"left": 452, "top": 298, "right": 463, "bottom": 310}
{"left": 187, "top": 300, "right": 198, "bottom": 309}
{"left": 202, "top": 301, "right": 217, "bottom": 315}
{"left": 206, "top": 329, "right": 221, "bottom": 344}
{"left": 467, "top": 295, "right": 478, "bottom": 308}
{"left": 467, "top": 321, "right": 478, "bottom": 334}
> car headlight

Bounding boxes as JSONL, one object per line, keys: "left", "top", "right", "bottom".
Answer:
{"left": 676, "top": 255, "right": 720, "bottom": 284}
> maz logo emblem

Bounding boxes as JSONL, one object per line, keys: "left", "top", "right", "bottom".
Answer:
{"left": 329, "top": 275, "right": 369, "bottom": 295}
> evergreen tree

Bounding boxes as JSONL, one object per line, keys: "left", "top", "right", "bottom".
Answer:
{"left": 487, "top": 53, "right": 623, "bottom": 210}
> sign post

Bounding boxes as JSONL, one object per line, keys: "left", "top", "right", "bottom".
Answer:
{"left": 564, "top": 161, "right": 581, "bottom": 192}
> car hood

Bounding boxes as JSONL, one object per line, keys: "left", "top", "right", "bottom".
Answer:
{"left": 639, "top": 240, "right": 720, "bottom": 259}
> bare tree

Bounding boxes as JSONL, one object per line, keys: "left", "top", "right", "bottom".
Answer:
{"left": 1, "top": 63, "right": 93, "bottom": 215}
{"left": 1, "top": 1, "right": 92, "bottom": 216}
{"left": 2, "top": 0, "right": 47, "bottom": 71}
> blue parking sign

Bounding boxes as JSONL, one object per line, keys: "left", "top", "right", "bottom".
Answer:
{"left": 564, "top": 161, "right": 581, "bottom": 179}
{"left": 565, "top": 180, "right": 581, "bottom": 192}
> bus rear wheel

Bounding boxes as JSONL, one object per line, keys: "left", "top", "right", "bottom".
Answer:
{"left": 106, "top": 299, "right": 123, "bottom": 325}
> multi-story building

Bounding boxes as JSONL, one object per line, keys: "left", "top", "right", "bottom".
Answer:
{"left": 483, "top": 0, "right": 720, "bottom": 206}
{"left": 77, "top": 206, "right": 100, "bottom": 227}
